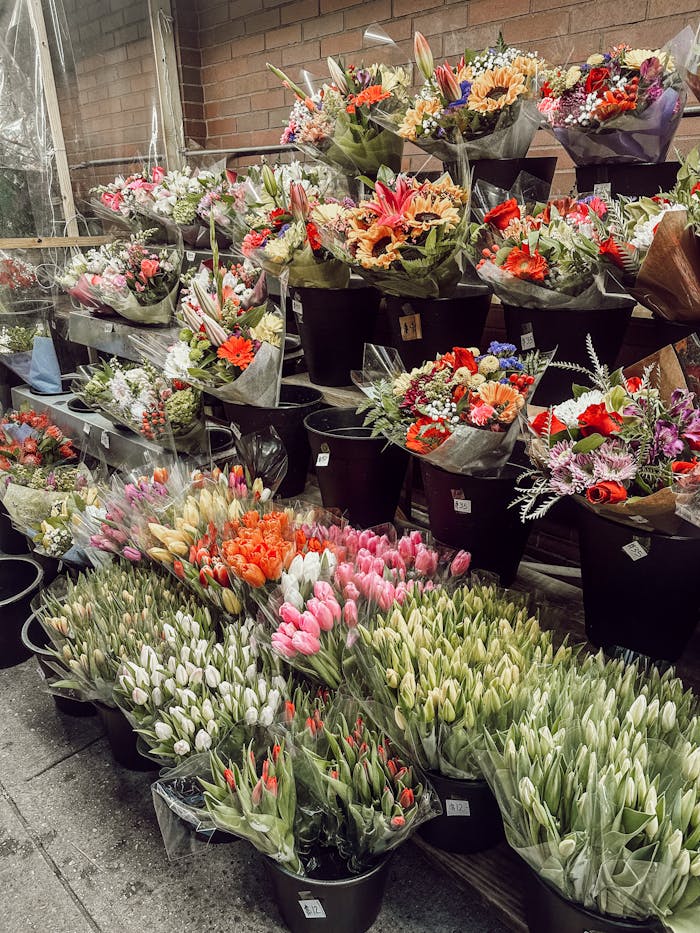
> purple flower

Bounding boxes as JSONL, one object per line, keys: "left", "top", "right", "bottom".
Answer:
{"left": 445, "top": 80, "right": 471, "bottom": 111}
{"left": 639, "top": 57, "right": 662, "bottom": 82}
{"left": 548, "top": 441, "right": 592, "bottom": 495}
{"left": 355, "top": 68, "right": 371, "bottom": 88}
{"left": 590, "top": 439, "right": 637, "bottom": 483}
{"left": 651, "top": 420, "right": 684, "bottom": 459}
{"left": 122, "top": 546, "right": 142, "bottom": 562}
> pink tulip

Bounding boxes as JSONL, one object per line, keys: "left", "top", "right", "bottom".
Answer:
{"left": 251, "top": 778, "right": 264, "bottom": 806}
{"left": 306, "top": 598, "right": 334, "bottom": 632}
{"left": 343, "top": 600, "right": 358, "bottom": 627}
{"left": 450, "top": 550, "right": 472, "bottom": 576}
{"left": 325, "top": 597, "right": 342, "bottom": 621}
{"left": 151, "top": 165, "right": 166, "bottom": 184}
{"left": 122, "top": 546, "right": 141, "bottom": 562}
{"left": 272, "top": 632, "right": 296, "bottom": 658}
{"left": 291, "top": 630, "right": 321, "bottom": 656}
{"left": 344, "top": 582, "right": 360, "bottom": 601}
{"left": 313, "top": 581, "right": 335, "bottom": 603}
{"left": 299, "top": 611, "right": 321, "bottom": 639}
{"left": 279, "top": 603, "right": 302, "bottom": 627}
{"left": 335, "top": 562, "right": 354, "bottom": 589}
{"left": 278, "top": 621, "right": 298, "bottom": 639}
{"left": 377, "top": 583, "right": 396, "bottom": 612}
{"left": 414, "top": 545, "right": 438, "bottom": 576}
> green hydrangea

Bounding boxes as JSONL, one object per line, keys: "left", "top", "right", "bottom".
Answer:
{"left": 172, "top": 193, "right": 200, "bottom": 224}
{"left": 165, "top": 387, "right": 199, "bottom": 429}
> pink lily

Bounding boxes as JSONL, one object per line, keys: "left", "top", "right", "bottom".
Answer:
{"left": 365, "top": 177, "right": 419, "bottom": 228}
{"left": 435, "top": 63, "right": 461, "bottom": 102}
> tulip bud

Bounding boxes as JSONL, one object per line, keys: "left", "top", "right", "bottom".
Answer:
{"left": 132, "top": 687, "right": 148, "bottom": 705}
{"left": 558, "top": 837, "right": 576, "bottom": 858}
{"left": 155, "top": 721, "right": 173, "bottom": 741}
{"left": 627, "top": 694, "right": 647, "bottom": 728}
{"left": 414, "top": 31, "right": 434, "bottom": 81}
{"left": 326, "top": 56, "right": 348, "bottom": 93}
{"left": 661, "top": 701, "right": 677, "bottom": 733}
{"left": 173, "top": 739, "right": 190, "bottom": 756}
{"left": 194, "top": 729, "right": 212, "bottom": 752}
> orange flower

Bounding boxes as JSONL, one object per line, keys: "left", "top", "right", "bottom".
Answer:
{"left": 592, "top": 89, "right": 637, "bottom": 122}
{"left": 346, "top": 84, "right": 391, "bottom": 114}
{"left": 405, "top": 417, "right": 451, "bottom": 454}
{"left": 477, "top": 381, "right": 524, "bottom": 424}
{"left": 217, "top": 335, "right": 255, "bottom": 369}
{"left": 501, "top": 243, "right": 548, "bottom": 282}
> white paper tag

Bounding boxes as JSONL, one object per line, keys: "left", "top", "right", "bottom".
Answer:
{"left": 83, "top": 422, "right": 91, "bottom": 436}
{"left": 399, "top": 312, "right": 422, "bottom": 342}
{"left": 593, "top": 182, "right": 612, "bottom": 198}
{"left": 299, "top": 899, "right": 326, "bottom": 919}
{"left": 315, "top": 452, "right": 330, "bottom": 468}
{"left": 100, "top": 430, "right": 110, "bottom": 449}
{"left": 521, "top": 330, "right": 535, "bottom": 351}
{"left": 622, "top": 540, "right": 647, "bottom": 561}
{"left": 453, "top": 498, "right": 472, "bottom": 514}
{"left": 292, "top": 298, "right": 303, "bottom": 321}
{"left": 186, "top": 250, "right": 196, "bottom": 261}
{"left": 446, "top": 798, "right": 471, "bottom": 817}
{"left": 103, "top": 321, "right": 114, "bottom": 334}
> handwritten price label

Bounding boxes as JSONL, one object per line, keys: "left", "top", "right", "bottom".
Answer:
{"left": 83, "top": 422, "right": 91, "bottom": 436}
{"left": 185, "top": 250, "right": 196, "bottom": 262}
{"left": 446, "top": 798, "right": 471, "bottom": 817}
{"left": 453, "top": 498, "right": 472, "bottom": 514}
{"left": 399, "top": 312, "right": 422, "bottom": 342}
{"left": 299, "top": 899, "right": 326, "bottom": 919}
{"left": 521, "top": 329, "right": 535, "bottom": 351}
{"left": 622, "top": 540, "right": 648, "bottom": 562}
{"left": 315, "top": 452, "right": 330, "bottom": 468}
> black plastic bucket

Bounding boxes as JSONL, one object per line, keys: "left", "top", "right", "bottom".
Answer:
{"left": 0, "top": 556, "right": 43, "bottom": 667}
{"left": 577, "top": 506, "right": 700, "bottom": 661}
{"left": 264, "top": 854, "right": 392, "bottom": 933}
{"left": 575, "top": 161, "right": 681, "bottom": 198}
{"left": 383, "top": 284, "right": 492, "bottom": 370}
{"left": 645, "top": 317, "right": 699, "bottom": 354}
{"left": 471, "top": 156, "right": 558, "bottom": 197}
{"left": 94, "top": 701, "right": 158, "bottom": 771}
{"left": 502, "top": 302, "right": 634, "bottom": 406}
{"left": 419, "top": 462, "right": 531, "bottom": 586}
{"left": 523, "top": 867, "right": 665, "bottom": 933}
{"left": 293, "top": 286, "right": 380, "bottom": 386}
{"left": 222, "top": 385, "right": 326, "bottom": 498}
{"left": 0, "top": 501, "right": 30, "bottom": 554}
{"left": 417, "top": 772, "right": 504, "bottom": 854}
{"left": 304, "top": 408, "right": 408, "bottom": 527}
{"left": 21, "top": 612, "right": 96, "bottom": 717}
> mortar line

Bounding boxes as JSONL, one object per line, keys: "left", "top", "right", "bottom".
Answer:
{"left": 0, "top": 776, "right": 103, "bottom": 933}
{"left": 27, "top": 735, "right": 104, "bottom": 780}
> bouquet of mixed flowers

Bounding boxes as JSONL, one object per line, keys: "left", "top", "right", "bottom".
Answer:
{"left": 317, "top": 169, "right": 471, "bottom": 298}
{"left": 469, "top": 191, "right": 631, "bottom": 309}
{"left": 515, "top": 339, "right": 700, "bottom": 534}
{"left": 132, "top": 248, "right": 283, "bottom": 407}
{"left": 91, "top": 165, "right": 165, "bottom": 224}
{"left": 538, "top": 32, "right": 692, "bottom": 164}
{"left": 380, "top": 32, "right": 543, "bottom": 164}
{"left": 32, "top": 483, "right": 103, "bottom": 563}
{"left": 269, "top": 55, "right": 410, "bottom": 176}
{"left": 238, "top": 162, "right": 350, "bottom": 289}
{"left": 72, "top": 357, "right": 204, "bottom": 453}
{"left": 56, "top": 231, "right": 181, "bottom": 324}
{"left": 344, "top": 583, "right": 570, "bottom": 780}
{"left": 355, "top": 341, "right": 546, "bottom": 473}
{"left": 0, "top": 253, "right": 44, "bottom": 309}
{"left": 480, "top": 652, "right": 700, "bottom": 931}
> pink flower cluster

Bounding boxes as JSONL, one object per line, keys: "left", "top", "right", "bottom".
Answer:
{"left": 273, "top": 581, "right": 343, "bottom": 658}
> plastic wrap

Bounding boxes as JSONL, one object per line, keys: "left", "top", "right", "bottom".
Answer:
{"left": 353, "top": 342, "right": 552, "bottom": 474}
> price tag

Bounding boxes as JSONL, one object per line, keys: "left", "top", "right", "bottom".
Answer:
{"left": 593, "top": 182, "right": 612, "bottom": 198}
{"left": 186, "top": 250, "right": 196, "bottom": 262}
{"left": 315, "top": 452, "right": 330, "bottom": 468}
{"left": 299, "top": 899, "right": 326, "bottom": 919}
{"left": 622, "top": 540, "right": 648, "bottom": 561}
{"left": 103, "top": 321, "right": 114, "bottom": 334}
{"left": 521, "top": 327, "right": 535, "bottom": 351}
{"left": 453, "top": 498, "right": 472, "bottom": 514}
{"left": 83, "top": 422, "right": 91, "bottom": 436}
{"left": 100, "top": 430, "right": 110, "bottom": 449}
{"left": 446, "top": 798, "right": 471, "bottom": 817}
{"left": 292, "top": 298, "right": 303, "bottom": 321}
{"left": 399, "top": 312, "right": 422, "bottom": 342}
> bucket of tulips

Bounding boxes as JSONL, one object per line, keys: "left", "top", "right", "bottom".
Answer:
{"left": 481, "top": 651, "right": 700, "bottom": 933}
{"left": 344, "top": 582, "right": 571, "bottom": 854}
{"left": 355, "top": 342, "right": 549, "bottom": 583}
{"left": 202, "top": 695, "right": 439, "bottom": 933}
{"left": 516, "top": 338, "right": 700, "bottom": 661}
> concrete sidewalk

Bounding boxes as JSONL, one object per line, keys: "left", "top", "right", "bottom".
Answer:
{"left": 0, "top": 657, "right": 511, "bottom": 933}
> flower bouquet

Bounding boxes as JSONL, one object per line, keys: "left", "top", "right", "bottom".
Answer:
{"left": 71, "top": 357, "right": 204, "bottom": 453}
{"left": 131, "top": 249, "right": 284, "bottom": 408}
{"left": 91, "top": 165, "right": 164, "bottom": 226}
{"left": 480, "top": 652, "right": 700, "bottom": 932}
{"left": 317, "top": 169, "right": 471, "bottom": 298}
{"left": 515, "top": 339, "right": 700, "bottom": 534}
{"left": 238, "top": 162, "right": 350, "bottom": 290}
{"left": 538, "top": 33, "right": 692, "bottom": 164}
{"left": 56, "top": 232, "right": 181, "bottom": 324}
{"left": 355, "top": 341, "right": 545, "bottom": 473}
{"left": 31, "top": 483, "right": 103, "bottom": 565}
{"left": 269, "top": 54, "right": 410, "bottom": 177}
{"left": 378, "top": 32, "right": 544, "bottom": 165}
{"left": 0, "top": 253, "right": 44, "bottom": 309}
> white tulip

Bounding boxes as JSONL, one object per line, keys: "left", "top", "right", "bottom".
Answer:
{"left": 194, "top": 729, "right": 212, "bottom": 752}
{"left": 627, "top": 695, "right": 647, "bottom": 728}
{"left": 205, "top": 665, "right": 221, "bottom": 689}
{"left": 132, "top": 687, "right": 148, "bottom": 705}
{"left": 259, "top": 706, "right": 274, "bottom": 727}
{"left": 201, "top": 699, "right": 215, "bottom": 722}
{"left": 175, "top": 664, "right": 188, "bottom": 686}
{"left": 661, "top": 701, "right": 677, "bottom": 733}
{"left": 244, "top": 707, "right": 259, "bottom": 726}
{"left": 218, "top": 680, "right": 232, "bottom": 696}
{"left": 152, "top": 687, "right": 163, "bottom": 707}
{"left": 134, "top": 666, "right": 150, "bottom": 689}
{"left": 155, "top": 722, "right": 173, "bottom": 741}
{"left": 173, "top": 740, "right": 190, "bottom": 756}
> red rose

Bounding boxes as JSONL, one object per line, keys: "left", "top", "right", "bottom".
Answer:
{"left": 306, "top": 221, "right": 322, "bottom": 251}
{"left": 598, "top": 236, "right": 626, "bottom": 269}
{"left": 692, "top": 182, "right": 700, "bottom": 197}
{"left": 530, "top": 410, "right": 568, "bottom": 437}
{"left": 483, "top": 198, "right": 519, "bottom": 231}
{"left": 452, "top": 347, "right": 478, "bottom": 373}
{"left": 585, "top": 67, "right": 610, "bottom": 95}
{"left": 626, "top": 376, "right": 643, "bottom": 393}
{"left": 586, "top": 480, "right": 628, "bottom": 504}
{"left": 577, "top": 403, "right": 623, "bottom": 437}
{"left": 672, "top": 461, "right": 698, "bottom": 474}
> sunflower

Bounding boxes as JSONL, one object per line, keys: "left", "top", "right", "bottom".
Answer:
{"left": 352, "top": 224, "right": 405, "bottom": 269}
{"left": 511, "top": 55, "right": 541, "bottom": 79}
{"left": 397, "top": 97, "right": 442, "bottom": 140}
{"left": 477, "top": 381, "right": 524, "bottom": 424}
{"left": 429, "top": 175, "right": 469, "bottom": 204}
{"left": 404, "top": 192, "right": 461, "bottom": 233}
{"left": 217, "top": 335, "right": 256, "bottom": 370}
{"left": 467, "top": 67, "right": 527, "bottom": 113}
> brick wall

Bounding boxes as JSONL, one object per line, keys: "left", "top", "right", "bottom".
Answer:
{"left": 176, "top": 0, "right": 700, "bottom": 191}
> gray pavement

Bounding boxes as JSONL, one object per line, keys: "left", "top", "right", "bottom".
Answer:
{"left": 0, "top": 657, "right": 511, "bottom": 933}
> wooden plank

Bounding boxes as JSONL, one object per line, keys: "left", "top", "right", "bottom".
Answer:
{"left": 148, "top": 0, "right": 186, "bottom": 168}
{"left": 27, "top": 0, "right": 79, "bottom": 237}
{"left": 0, "top": 236, "right": 113, "bottom": 249}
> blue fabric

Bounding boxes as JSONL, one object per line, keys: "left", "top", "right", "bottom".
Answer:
{"left": 28, "top": 336, "right": 61, "bottom": 394}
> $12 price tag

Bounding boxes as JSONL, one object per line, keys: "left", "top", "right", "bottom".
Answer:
{"left": 445, "top": 799, "right": 471, "bottom": 817}
{"left": 299, "top": 899, "right": 326, "bottom": 919}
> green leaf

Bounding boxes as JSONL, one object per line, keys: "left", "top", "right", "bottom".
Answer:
{"left": 571, "top": 383, "right": 590, "bottom": 399}
{"left": 573, "top": 433, "right": 606, "bottom": 454}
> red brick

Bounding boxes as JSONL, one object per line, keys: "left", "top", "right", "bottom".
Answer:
{"left": 470, "top": 0, "right": 530, "bottom": 26}
{"left": 207, "top": 116, "right": 239, "bottom": 136}
{"left": 282, "top": 0, "right": 319, "bottom": 23}
{"left": 282, "top": 39, "right": 321, "bottom": 65}
{"left": 246, "top": 9, "right": 281, "bottom": 34}
{"left": 502, "top": 11, "right": 572, "bottom": 44}
{"left": 201, "top": 44, "right": 233, "bottom": 67}
{"left": 413, "top": 7, "right": 468, "bottom": 39}
{"left": 320, "top": 30, "right": 364, "bottom": 58}
{"left": 393, "top": 0, "right": 442, "bottom": 15}
{"left": 570, "top": 0, "right": 645, "bottom": 33}
{"left": 266, "top": 24, "right": 302, "bottom": 49}
{"left": 199, "top": 3, "right": 230, "bottom": 29}
{"left": 303, "top": 12, "right": 344, "bottom": 40}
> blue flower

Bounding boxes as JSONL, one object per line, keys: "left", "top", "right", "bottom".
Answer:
{"left": 487, "top": 341, "right": 518, "bottom": 356}
{"left": 445, "top": 80, "right": 471, "bottom": 111}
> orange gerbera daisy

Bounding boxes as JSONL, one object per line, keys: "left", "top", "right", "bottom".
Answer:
{"left": 346, "top": 84, "right": 391, "bottom": 114}
{"left": 406, "top": 416, "right": 451, "bottom": 453}
{"left": 217, "top": 335, "right": 255, "bottom": 369}
{"left": 501, "top": 243, "right": 549, "bottom": 282}
{"left": 477, "top": 381, "right": 525, "bottom": 424}
{"left": 468, "top": 67, "right": 527, "bottom": 113}
{"left": 592, "top": 89, "right": 637, "bottom": 122}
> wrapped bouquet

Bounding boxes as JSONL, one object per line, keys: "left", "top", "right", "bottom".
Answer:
{"left": 383, "top": 32, "right": 544, "bottom": 164}
{"left": 57, "top": 231, "right": 181, "bottom": 324}
{"left": 317, "top": 169, "right": 471, "bottom": 298}
{"left": 539, "top": 33, "right": 692, "bottom": 164}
